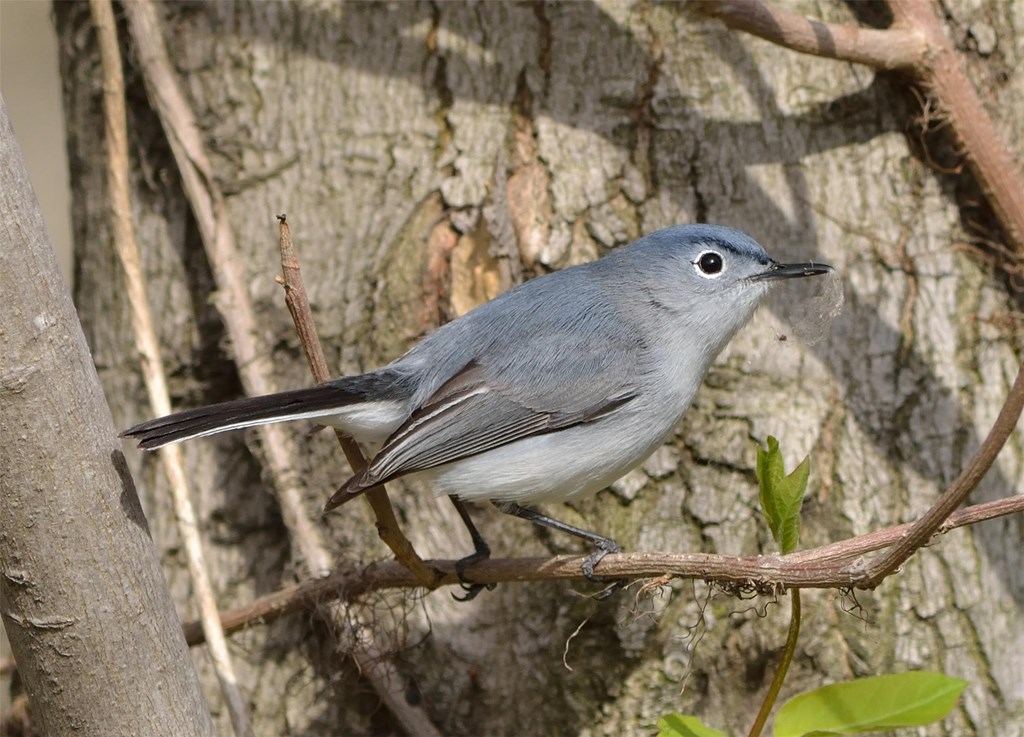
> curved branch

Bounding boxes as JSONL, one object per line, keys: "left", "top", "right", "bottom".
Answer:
{"left": 183, "top": 491, "right": 1024, "bottom": 647}
{"left": 698, "top": 0, "right": 1024, "bottom": 260}
{"left": 889, "top": 0, "right": 1024, "bottom": 258}
{"left": 857, "top": 360, "right": 1024, "bottom": 586}
{"left": 698, "top": 0, "right": 927, "bottom": 70}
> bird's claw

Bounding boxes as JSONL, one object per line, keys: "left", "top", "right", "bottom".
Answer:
{"left": 452, "top": 546, "right": 494, "bottom": 602}
{"left": 580, "top": 539, "right": 623, "bottom": 597}
{"left": 452, "top": 581, "right": 497, "bottom": 602}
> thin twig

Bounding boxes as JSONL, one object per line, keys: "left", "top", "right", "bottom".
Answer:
{"left": 183, "top": 491, "right": 1024, "bottom": 646}
{"left": 276, "top": 216, "right": 438, "bottom": 586}
{"left": 90, "top": 1, "right": 252, "bottom": 734}
{"left": 123, "top": 4, "right": 443, "bottom": 735}
{"left": 785, "top": 493, "right": 1024, "bottom": 564}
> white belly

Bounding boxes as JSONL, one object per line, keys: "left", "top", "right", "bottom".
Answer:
{"left": 408, "top": 416, "right": 671, "bottom": 504}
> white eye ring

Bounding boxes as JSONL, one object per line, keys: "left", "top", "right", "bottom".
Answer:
{"left": 693, "top": 249, "right": 726, "bottom": 279}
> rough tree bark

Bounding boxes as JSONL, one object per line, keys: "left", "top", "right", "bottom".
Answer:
{"left": 0, "top": 98, "right": 214, "bottom": 736}
{"left": 53, "top": 1, "right": 1023, "bottom": 735}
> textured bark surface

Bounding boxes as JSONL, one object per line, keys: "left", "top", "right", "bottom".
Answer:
{"left": 54, "top": 1, "right": 1023, "bottom": 735}
{"left": 0, "top": 99, "right": 214, "bottom": 736}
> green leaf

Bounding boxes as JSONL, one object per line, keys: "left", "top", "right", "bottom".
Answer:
{"left": 656, "top": 713, "right": 729, "bottom": 737}
{"left": 773, "top": 672, "right": 967, "bottom": 736}
{"left": 756, "top": 436, "right": 809, "bottom": 554}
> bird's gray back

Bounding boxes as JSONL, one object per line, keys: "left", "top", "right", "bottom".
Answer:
{"left": 393, "top": 254, "right": 648, "bottom": 414}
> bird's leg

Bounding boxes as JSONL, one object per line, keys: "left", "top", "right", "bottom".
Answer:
{"left": 449, "top": 496, "right": 496, "bottom": 601}
{"left": 493, "top": 501, "right": 623, "bottom": 594}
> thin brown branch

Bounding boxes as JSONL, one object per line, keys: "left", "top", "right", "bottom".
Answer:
{"left": 123, "top": 4, "right": 442, "bottom": 736}
{"left": 276, "top": 216, "right": 438, "bottom": 587}
{"left": 857, "top": 361, "right": 1024, "bottom": 586}
{"left": 91, "top": 1, "right": 251, "bottom": 733}
{"left": 184, "top": 491, "right": 1024, "bottom": 646}
{"left": 889, "top": 0, "right": 1024, "bottom": 257}
{"left": 697, "top": 0, "right": 1024, "bottom": 260}
{"left": 786, "top": 493, "right": 1024, "bottom": 565}
{"left": 697, "top": 0, "right": 927, "bottom": 70}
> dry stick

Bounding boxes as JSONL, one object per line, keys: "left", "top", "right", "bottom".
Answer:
{"left": 276, "top": 217, "right": 438, "bottom": 585}
{"left": 122, "top": 4, "right": 443, "bottom": 736}
{"left": 184, "top": 492, "right": 1024, "bottom": 646}
{"left": 276, "top": 219, "right": 446, "bottom": 730}
{"left": 89, "top": 2, "right": 252, "bottom": 734}
{"left": 699, "top": 0, "right": 1024, "bottom": 259}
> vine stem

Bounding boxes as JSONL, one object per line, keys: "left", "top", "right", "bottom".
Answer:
{"left": 747, "top": 590, "right": 802, "bottom": 737}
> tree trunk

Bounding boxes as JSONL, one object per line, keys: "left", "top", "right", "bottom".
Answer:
{"left": 0, "top": 98, "right": 213, "bottom": 737}
{"left": 53, "top": 1, "right": 1023, "bottom": 735}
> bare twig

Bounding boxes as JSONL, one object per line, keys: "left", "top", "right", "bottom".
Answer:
{"left": 123, "top": 4, "right": 442, "bottom": 735}
{"left": 90, "top": 2, "right": 251, "bottom": 734}
{"left": 276, "top": 216, "right": 438, "bottom": 586}
{"left": 183, "top": 491, "right": 1024, "bottom": 646}
{"left": 697, "top": 0, "right": 1024, "bottom": 260}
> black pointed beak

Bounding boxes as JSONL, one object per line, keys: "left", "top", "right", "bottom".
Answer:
{"left": 750, "top": 261, "right": 832, "bottom": 281}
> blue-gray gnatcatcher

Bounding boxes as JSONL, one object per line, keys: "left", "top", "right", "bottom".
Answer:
{"left": 124, "top": 224, "right": 831, "bottom": 593}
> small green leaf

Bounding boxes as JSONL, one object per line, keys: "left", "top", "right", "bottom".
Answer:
{"left": 756, "top": 436, "right": 809, "bottom": 554}
{"left": 773, "top": 672, "right": 967, "bottom": 736}
{"left": 656, "top": 713, "right": 729, "bottom": 737}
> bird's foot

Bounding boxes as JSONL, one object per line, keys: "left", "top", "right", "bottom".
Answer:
{"left": 452, "top": 545, "right": 496, "bottom": 602}
{"left": 581, "top": 538, "right": 624, "bottom": 599}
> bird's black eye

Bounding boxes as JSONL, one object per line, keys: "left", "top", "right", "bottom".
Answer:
{"left": 694, "top": 250, "right": 724, "bottom": 277}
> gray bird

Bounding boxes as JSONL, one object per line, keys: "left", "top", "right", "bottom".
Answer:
{"left": 123, "top": 224, "right": 831, "bottom": 594}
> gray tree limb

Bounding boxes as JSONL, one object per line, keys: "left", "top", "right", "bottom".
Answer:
{"left": 0, "top": 97, "right": 214, "bottom": 737}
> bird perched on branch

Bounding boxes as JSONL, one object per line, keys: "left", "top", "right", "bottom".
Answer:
{"left": 124, "top": 224, "right": 831, "bottom": 596}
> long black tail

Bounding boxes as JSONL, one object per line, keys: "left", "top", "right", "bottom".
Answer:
{"left": 122, "top": 381, "right": 371, "bottom": 450}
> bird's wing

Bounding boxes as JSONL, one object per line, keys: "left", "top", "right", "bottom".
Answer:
{"left": 326, "top": 355, "right": 638, "bottom": 509}
{"left": 376, "top": 360, "right": 636, "bottom": 477}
